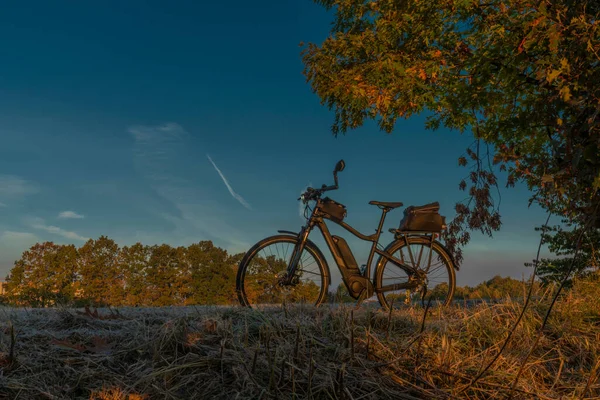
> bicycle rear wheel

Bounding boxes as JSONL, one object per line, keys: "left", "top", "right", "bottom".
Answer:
{"left": 375, "top": 236, "right": 456, "bottom": 310}
{"left": 236, "top": 235, "right": 330, "bottom": 308}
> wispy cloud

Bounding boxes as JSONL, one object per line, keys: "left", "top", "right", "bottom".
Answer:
{"left": 0, "top": 231, "right": 38, "bottom": 243}
{"left": 27, "top": 217, "right": 89, "bottom": 242}
{"left": 58, "top": 210, "right": 84, "bottom": 219}
{"left": 128, "top": 122, "right": 188, "bottom": 143}
{"left": 0, "top": 175, "right": 39, "bottom": 198}
{"left": 128, "top": 123, "right": 191, "bottom": 192}
{"left": 125, "top": 123, "right": 251, "bottom": 251}
{"left": 0, "top": 202, "right": 6, "bottom": 207}
{"left": 206, "top": 154, "right": 252, "bottom": 210}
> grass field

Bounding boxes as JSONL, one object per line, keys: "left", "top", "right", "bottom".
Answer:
{"left": 0, "top": 276, "right": 598, "bottom": 399}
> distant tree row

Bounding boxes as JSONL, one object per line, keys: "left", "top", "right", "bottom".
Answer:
{"left": 332, "top": 275, "right": 541, "bottom": 304}
{"left": 3, "top": 236, "right": 243, "bottom": 308}
{"left": 452, "top": 275, "right": 537, "bottom": 301}
{"left": 4, "top": 233, "right": 595, "bottom": 308}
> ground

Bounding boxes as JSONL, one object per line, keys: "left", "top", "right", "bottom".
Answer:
{"left": 0, "top": 286, "right": 598, "bottom": 399}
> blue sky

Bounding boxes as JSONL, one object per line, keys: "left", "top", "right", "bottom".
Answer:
{"left": 0, "top": 1, "right": 551, "bottom": 287}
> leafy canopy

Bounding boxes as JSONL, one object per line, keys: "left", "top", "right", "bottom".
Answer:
{"left": 4, "top": 238, "right": 242, "bottom": 308}
{"left": 302, "top": 0, "right": 600, "bottom": 263}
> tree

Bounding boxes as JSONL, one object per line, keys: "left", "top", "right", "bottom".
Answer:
{"left": 302, "top": 0, "right": 600, "bottom": 263}
{"left": 452, "top": 275, "right": 534, "bottom": 300}
{"left": 78, "top": 236, "right": 121, "bottom": 306}
{"left": 184, "top": 241, "right": 237, "bottom": 305}
{"left": 3, "top": 236, "right": 249, "bottom": 307}
{"left": 4, "top": 242, "right": 78, "bottom": 307}
{"left": 50, "top": 244, "right": 79, "bottom": 304}
{"left": 120, "top": 243, "right": 151, "bottom": 306}
{"left": 145, "top": 244, "right": 185, "bottom": 306}
{"left": 532, "top": 221, "right": 599, "bottom": 286}
{"left": 429, "top": 282, "right": 451, "bottom": 301}
{"left": 4, "top": 259, "right": 30, "bottom": 306}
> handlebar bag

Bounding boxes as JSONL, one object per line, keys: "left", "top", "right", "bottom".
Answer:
{"left": 321, "top": 197, "right": 347, "bottom": 223}
{"left": 398, "top": 202, "right": 446, "bottom": 232}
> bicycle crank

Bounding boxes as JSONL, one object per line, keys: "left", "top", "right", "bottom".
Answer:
{"left": 410, "top": 269, "right": 428, "bottom": 287}
{"left": 347, "top": 275, "right": 374, "bottom": 299}
{"left": 410, "top": 270, "right": 431, "bottom": 303}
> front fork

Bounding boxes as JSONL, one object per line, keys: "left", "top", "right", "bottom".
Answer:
{"left": 281, "top": 224, "right": 312, "bottom": 285}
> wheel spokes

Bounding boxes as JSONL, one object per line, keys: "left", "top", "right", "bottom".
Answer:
{"left": 241, "top": 240, "right": 324, "bottom": 307}
{"left": 379, "top": 240, "right": 453, "bottom": 308}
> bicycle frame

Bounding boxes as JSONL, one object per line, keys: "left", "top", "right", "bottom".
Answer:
{"left": 284, "top": 198, "right": 431, "bottom": 297}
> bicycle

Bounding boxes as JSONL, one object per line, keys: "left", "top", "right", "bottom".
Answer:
{"left": 236, "top": 160, "right": 457, "bottom": 310}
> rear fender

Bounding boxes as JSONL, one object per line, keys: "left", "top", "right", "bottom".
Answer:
{"left": 435, "top": 239, "right": 459, "bottom": 270}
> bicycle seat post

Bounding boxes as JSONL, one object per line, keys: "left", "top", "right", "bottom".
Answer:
{"left": 375, "top": 206, "right": 390, "bottom": 238}
{"left": 353, "top": 205, "right": 392, "bottom": 308}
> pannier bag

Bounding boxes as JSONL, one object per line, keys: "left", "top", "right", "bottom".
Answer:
{"left": 398, "top": 201, "right": 446, "bottom": 232}
{"left": 321, "top": 197, "right": 347, "bottom": 223}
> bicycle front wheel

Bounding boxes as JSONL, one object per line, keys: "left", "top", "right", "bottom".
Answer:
{"left": 236, "top": 235, "right": 330, "bottom": 308}
{"left": 375, "top": 236, "right": 456, "bottom": 310}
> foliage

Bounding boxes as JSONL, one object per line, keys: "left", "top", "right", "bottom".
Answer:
{"left": 0, "top": 238, "right": 581, "bottom": 308}
{"left": 78, "top": 236, "right": 121, "bottom": 306}
{"left": 332, "top": 282, "right": 356, "bottom": 302}
{"left": 144, "top": 244, "right": 185, "bottom": 307}
{"left": 428, "top": 282, "right": 451, "bottom": 300}
{"left": 453, "top": 275, "right": 534, "bottom": 300}
{"left": 530, "top": 220, "right": 600, "bottom": 286}
{"left": 242, "top": 254, "right": 321, "bottom": 305}
{"left": 302, "top": 0, "right": 600, "bottom": 264}
{"left": 3, "top": 238, "right": 242, "bottom": 308}
{"left": 184, "top": 241, "right": 238, "bottom": 305}
{"left": 119, "top": 243, "right": 152, "bottom": 307}
{"left": 4, "top": 242, "right": 78, "bottom": 307}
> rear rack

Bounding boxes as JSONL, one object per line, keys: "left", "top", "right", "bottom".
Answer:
{"left": 389, "top": 228, "right": 444, "bottom": 236}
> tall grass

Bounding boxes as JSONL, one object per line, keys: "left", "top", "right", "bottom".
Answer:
{"left": 0, "top": 273, "right": 598, "bottom": 399}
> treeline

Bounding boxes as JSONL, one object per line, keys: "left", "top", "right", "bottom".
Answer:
{"left": 1, "top": 234, "right": 580, "bottom": 308}
{"left": 2, "top": 236, "right": 243, "bottom": 308}
{"left": 333, "top": 275, "right": 539, "bottom": 304}
{"left": 453, "top": 275, "right": 538, "bottom": 300}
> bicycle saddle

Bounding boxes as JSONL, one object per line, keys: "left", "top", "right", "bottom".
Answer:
{"left": 369, "top": 201, "right": 403, "bottom": 209}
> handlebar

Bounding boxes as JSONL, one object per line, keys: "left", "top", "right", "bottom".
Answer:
{"left": 298, "top": 159, "right": 345, "bottom": 204}
{"left": 298, "top": 184, "right": 336, "bottom": 203}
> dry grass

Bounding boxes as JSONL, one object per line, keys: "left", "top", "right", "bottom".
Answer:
{"left": 0, "top": 276, "right": 598, "bottom": 399}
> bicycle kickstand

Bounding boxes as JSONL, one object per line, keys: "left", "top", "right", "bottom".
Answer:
{"left": 353, "top": 289, "right": 368, "bottom": 310}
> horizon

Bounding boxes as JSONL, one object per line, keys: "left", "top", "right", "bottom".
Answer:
{"left": 0, "top": 0, "right": 551, "bottom": 288}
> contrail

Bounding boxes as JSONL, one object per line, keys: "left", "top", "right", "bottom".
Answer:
{"left": 207, "top": 154, "right": 252, "bottom": 210}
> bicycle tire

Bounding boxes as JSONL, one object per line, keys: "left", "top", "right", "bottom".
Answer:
{"left": 374, "top": 236, "right": 456, "bottom": 310}
{"left": 236, "top": 235, "right": 330, "bottom": 308}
